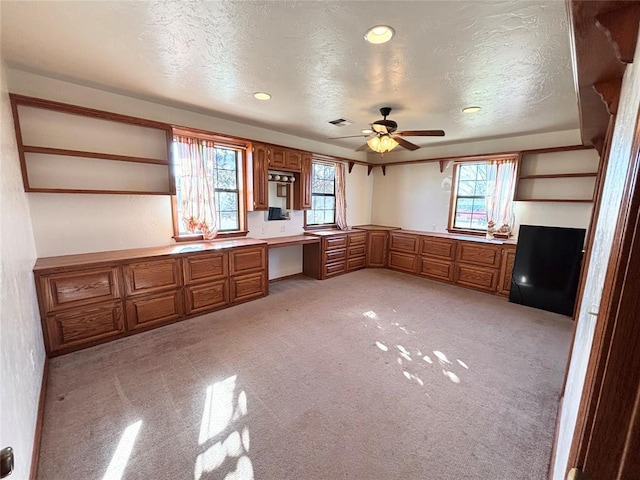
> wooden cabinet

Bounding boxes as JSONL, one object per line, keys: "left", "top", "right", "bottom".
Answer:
{"left": 294, "top": 152, "right": 312, "bottom": 210}
{"left": 456, "top": 242, "right": 501, "bottom": 268}
{"left": 285, "top": 150, "right": 302, "bottom": 171}
{"left": 454, "top": 242, "right": 502, "bottom": 292}
{"left": 419, "top": 257, "right": 454, "bottom": 282}
{"left": 388, "top": 232, "right": 419, "bottom": 274}
{"left": 346, "top": 231, "right": 366, "bottom": 272}
{"left": 389, "top": 232, "right": 419, "bottom": 254}
{"left": 269, "top": 146, "right": 286, "bottom": 168}
{"left": 366, "top": 231, "right": 388, "bottom": 267}
{"left": 388, "top": 251, "right": 418, "bottom": 274}
{"left": 250, "top": 143, "right": 269, "bottom": 211}
{"left": 419, "top": 236, "right": 455, "bottom": 282}
{"left": 420, "top": 237, "right": 455, "bottom": 260}
{"left": 454, "top": 263, "right": 500, "bottom": 292}
{"left": 497, "top": 245, "right": 517, "bottom": 296}
{"left": 34, "top": 240, "right": 268, "bottom": 356}
{"left": 323, "top": 234, "right": 347, "bottom": 278}
{"left": 302, "top": 231, "right": 366, "bottom": 279}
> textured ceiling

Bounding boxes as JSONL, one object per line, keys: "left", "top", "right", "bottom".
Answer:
{"left": 1, "top": 1, "right": 579, "bottom": 157}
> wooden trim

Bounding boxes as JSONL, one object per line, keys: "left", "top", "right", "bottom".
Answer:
{"left": 304, "top": 223, "right": 338, "bottom": 231}
{"left": 172, "top": 231, "right": 249, "bottom": 242}
{"left": 9, "top": 95, "right": 30, "bottom": 190}
{"left": 593, "top": 77, "right": 623, "bottom": 116}
{"left": 29, "top": 357, "right": 48, "bottom": 480}
{"left": 513, "top": 198, "right": 593, "bottom": 203}
{"left": 171, "top": 126, "right": 250, "bottom": 149}
{"left": 312, "top": 152, "right": 370, "bottom": 167}
{"left": 22, "top": 146, "right": 168, "bottom": 165}
{"left": 9, "top": 93, "right": 169, "bottom": 129}
{"left": 368, "top": 165, "right": 374, "bottom": 175}
{"left": 595, "top": 3, "right": 640, "bottom": 64}
{"left": 518, "top": 173, "right": 597, "bottom": 179}
{"left": 25, "top": 188, "right": 172, "bottom": 195}
{"left": 269, "top": 272, "right": 306, "bottom": 283}
{"left": 446, "top": 227, "right": 486, "bottom": 237}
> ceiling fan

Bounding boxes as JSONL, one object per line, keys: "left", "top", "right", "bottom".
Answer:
{"left": 332, "top": 107, "right": 445, "bottom": 153}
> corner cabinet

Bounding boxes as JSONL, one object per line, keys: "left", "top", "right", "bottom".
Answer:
{"left": 34, "top": 241, "right": 268, "bottom": 357}
{"left": 294, "top": 152, "right": 312, "bottom": 210}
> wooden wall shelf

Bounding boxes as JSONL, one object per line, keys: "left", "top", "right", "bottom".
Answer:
{"left": 22, "top": 146, "right": 169, "bottom": 166}
{"left": 519, "top": 173, "right": 597, "bottom": 180}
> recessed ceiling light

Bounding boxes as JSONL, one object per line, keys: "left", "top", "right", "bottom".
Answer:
{"left": 361, "top": 129, "right": 373, "bottom": 134}
{"left": 253, "top": 92, "right": 271, "bottom": 100}
{"left": 364, "top": 25, "right": 395, "bottom": 44}
{"left": 462, "top": 106, "right": 482, "bottom": 113}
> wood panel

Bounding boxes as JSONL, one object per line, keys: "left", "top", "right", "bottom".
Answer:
{"left": 270, "top": 146, "right": 286, "bottom": 168}
{"left": 293, "top": 153, "right": 312, "bottom": 210}
{"left": 183, "top": 251, "right": 228, "bottom": 285}
{"left": 348, "top": 245, "right": 366, "bottom": 258}
{"left": 347, "top": 232, "right": 367, "bottom": 246}
{"left": 455, "top": 242, "right": 501, "bottom": 268}
{"left": 419, "top": 257, "right": 454, "bottom": 282}
{"left": 389, "top": 233, "right": 419, "bottom": 254}
{"left": 251, "top": 143, "right": 269, "bottom": 211}
{"left": 229, "top": 246, "right": 266, "bottom": 275}
{"left": 497, "top": 247, "right": 517, "bottom": 296}
{"left": 46, "top": 300, "right": 124, "bottom": 350}
{"left": 41, "top": 267, "right": 121, "bottom": 312}
{"left": 420, "top": 237, "right": 456, "bottom": 260}
{"left": 230, "top": 271, "right": 267, "bottom": 303}
{"left": 388, "top": 251, "right": 418, "bottom": 274}
{"left": 366, "top": 231, "right": 388, "bottom": 268}
{"left": 185, "top": 279, "right": 229, "bottom": 315}
{"left": 324, "top": 261, "right": 347, "bottom": 278}
{"left": 125, "top": 290, "right": 183, "bottom": 331}
{"left": 123, "top": 258, "right": 181, "bottom": 296}
{"left": 285, "top": 150, "right": 302, "bottom": 171}
{"left": 324, "top": 248, "right": 347, "bottom": 263}
{"left": 347, "top": 256, "right": 366, "bottom": 272}
{"left": 325, "top": 235, "right": 347, "bottom": 250}
{"left": 454, "top": 264, "right": 499, "bottom": 292}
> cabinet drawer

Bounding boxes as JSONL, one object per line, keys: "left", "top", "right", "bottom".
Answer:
{"left": 348, "top": 245, "right": 366, "bottom": 258}
{"left": 123, "top": 258, "right": 181, "bottom": 296}
{"left": 231, "top": 271, "right": 267, "bottom": 303}
{"left": 348, "top": 232, "right": 367, "bottom": 246}
{"left": 347, "top": 256, "right": 366, "bottom": 271}
{"left": 325, "top": 235, "right": 347, "bottom": 250}
{"left": 46, "top": 300, "right": 124, "bottom": 351}
{"left": 325, "top": 248, "right": 347, "bottom": 263}
{"left": 125, "top": 290, "right": 183, "bottom": 331}
{"left": 456, "top": 242, "right": 501, "bottom": 268}
{"left": 389, "top": 233, "right": 419, "bottom": 254}
{"left": 41, "top": 267, "right": 121, "bottom": 313}
{"left": 229, "top": 247, "right": 266, "bottom": 275}
{"left": 420, "top": 237, "right": 456, "bottom": 260}
{"left": 183, "top": 252, "right": 228, "bottom": 285}
{"left": 285, "top": 150, "right": 302, "bottom": 171}
{"left": 324, "top": 261, "right": 346, "bottom": 278}
{"left": 454, "top": 264, "right": 499, "bottom": 292}
{"left": 388, "top": 251, "right": 418, "bottom": 274}
{"left": 419, "top": 257, "right": 454, "bottom": 282}
{"left": 185, "top": 279, "right": 229, "bottom": 314}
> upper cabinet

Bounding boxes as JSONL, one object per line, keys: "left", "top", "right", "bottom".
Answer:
{"left": 249, "top": 143, "right": 269, "bottom": 211}
{"left": 285, "top": 150, "right": 302, "bottom": 171}
{"left": 269, "top": 146, "right": 286, "bottom": 169}
{"left": 294, "top": 152, "right": 312, "bottom": 210}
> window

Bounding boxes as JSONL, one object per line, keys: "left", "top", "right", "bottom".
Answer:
{"left": 306, "top": 162, "right": 336, "bottom": 226}
{"left": 171, "top": 130, "right": 247, "bottom": 240}
{"left": 449, "top": 162, "right": 489, "bottom": 232}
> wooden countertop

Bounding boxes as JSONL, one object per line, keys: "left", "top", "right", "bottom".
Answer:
{"left": 34, "top": 238, "right": 268, "bottom": 272}
{"left": 396, "top": 229, "right": 517, "bottom": 245}
{"left": 303, "top": 229, "right": 348, "bottom": 237}
{"left": 264, "top": 235, "right": 321, "bottom": 248}
{"left": 353, "top": 225, "right": 402, "bottom": 231}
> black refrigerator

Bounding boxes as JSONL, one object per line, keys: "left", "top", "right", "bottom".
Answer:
{"left": 509, "top": 225, "right": 586, "bottom": 316}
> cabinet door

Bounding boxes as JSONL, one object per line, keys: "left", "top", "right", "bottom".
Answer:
{"left": 497, "top": 246, "right": 517, "bottom": 296}
{"left": 389, "top": 232, "right": 419, "bottom": 254}
{"left": 419, "top": 257, "right": 454, "bottom": 282}
{"left": 183, "top": 251, "right": 228, "bottom": 285}
{"left": 420, "top": 237, "right": 456, "bottom": 260}
{"left": 251, "top": 143, "right": 269, "bottom": 211}
{"left": 454, "top": 263, "right": 499, "bottom": 292}
{"left": 40, "top": 266, "right": 121, "bottom": 313}
{"left": 123, "top": 258, "right": 181, "bottom": 296}
{"left": 367, "top": 231, "right": 388, "bottom": 267}
{"left": 388, "top": 251, "right": 418, "bottom": 274}
{"left": 230, "top": 271, "right": 267, "bottom": 303}
{"left": 46, "top": 300, "right": 124, "bottom": 352}
{"left": 185, "top": 279, "right": 229, "bottom": 314}
{"left": 456, "top": 242, "right": 501, "bottom": 268}
{"left": 285, "top": 150, "right": 302, "bottom": 171}
{"left": 229, "top": 246, "right": 267, "bottom": 275}
{"left": 270, "top": 146, "right": 286, "bottom": 168}
{"left": 125, "top": 290, "right": 183, "bottom": 331}
{"left": 294, "top": 153, "right": 312, "bottom": 210}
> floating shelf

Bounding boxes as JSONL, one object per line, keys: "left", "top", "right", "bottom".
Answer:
{"left": 518, "top": 172, "right": 597, "bottom": 180}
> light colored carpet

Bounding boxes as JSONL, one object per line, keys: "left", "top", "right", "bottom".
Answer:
{"left": 37, "top": 269, "right": 573, "bottom": 480}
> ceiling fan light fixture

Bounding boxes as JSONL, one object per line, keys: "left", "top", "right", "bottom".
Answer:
{"left": 462, "top": 106, "right": 482, "bottom": 113}
{"left": 253, "top": 92, "right": 271, "bottom": 100}
{"left": 367, "top": 134, "right": 398, "bottom": 153}
{"left": 361, "top": 128, "right": 373, "bottom": 134}
{"left": 364, "top": 25, "right": 395, "bottom": 44}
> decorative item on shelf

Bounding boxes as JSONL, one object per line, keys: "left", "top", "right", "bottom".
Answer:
{"left": 486, "top": 220, "right": 496, "bottom": 240}
{"left": 274, "top": 175, "right": 281, "bottom": 181}
{"left": 268, "top": 174, "right": 273, "bottom": 180}
{"left": 290, "top": 176, "right": 295, "bottom": 182}
{"left": 276, "top": 184, "right": 288, "bottom": 197}
{"left": 281, "top": 176, "right": 288, "bottom": 182}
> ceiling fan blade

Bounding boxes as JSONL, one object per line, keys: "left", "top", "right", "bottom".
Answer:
{"left": 396, "top": 130, "right": 445, "bottom": 137}
{"left": 393, "top": 136, "right": 420, "bottom": 151}
{"left": 356, "top": 142, "right": 370, "bottom": 152}
{"left": 329, "top": 134, "right": 370, "bottom": 139}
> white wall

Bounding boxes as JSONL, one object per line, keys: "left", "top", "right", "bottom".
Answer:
{"left": 0, "top": 61, "right": 46, "bottom": 480}
{"left": 370, "top": 149, "right": 597, "bottom": 235}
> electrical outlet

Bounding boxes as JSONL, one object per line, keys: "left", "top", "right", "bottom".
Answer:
{"left": 280, "top": 225, "right": 285, "bottom": 232}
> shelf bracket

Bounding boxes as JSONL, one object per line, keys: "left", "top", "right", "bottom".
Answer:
{"left": 596, "top": 4, "right": 640, "bottom": 64}
{"left": 593, "top": 77, "right": 623, "bottom": 115}
{"left": 381, "top": 165, "right": 386, "bottom": 176}
{"left": 367, "top": 165, "right": 374, "bottom": 176}
{"left": 348, "top": 161, "right": 355, "bottom": 174}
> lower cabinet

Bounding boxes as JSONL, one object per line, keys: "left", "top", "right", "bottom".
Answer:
{"left": 231, "top": 271, "right": 267, "bottom": 303}
{"left": 419, "top": 257, "right": 454, "bottom": 282}
{"left": 46, "top": 300, "right": 124, "bottom": 351}
{"left": 454, "top": 263, "right": 499, "bottom": 292}
{"left": 366, "top": 231, "right": 388, "bottom": 267}
{"left": 388, "top": 251, "right": 418, "bottom": 274}
{"left": 497, "top": 246, "right": 517, "bottom": 296}
{"left": 125, "top": 290, "right": 184, "bottom": 331}
{"left": 185, "top": 279, "right": 229, "bottom": 314}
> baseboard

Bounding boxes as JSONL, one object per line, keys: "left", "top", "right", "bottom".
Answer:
{"left": 29, "top": 356, "right": 49, "bottom": 480}
{"left": 548, "top": 395, "right": 564, "bottom": 480}
{"left": 269, "top": 273, "right": 306, "bottom": 283}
